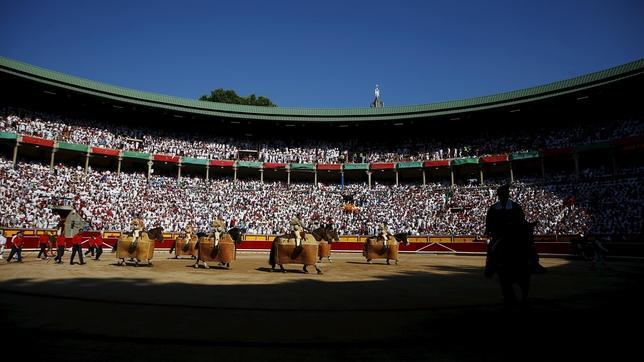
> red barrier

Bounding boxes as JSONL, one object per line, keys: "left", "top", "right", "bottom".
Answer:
{"left": 153, "top": 154, "right": 180, "bottom": 163}
{"left": 263, "top": 162, "right": 287, "bottom": 169}
{"left": 423, "top": 160, "right": 450, "bottom": 167}
{"left": 317, "top": 164, "right": 342, "bottom": 170}
{"left": 21, "top": 135, "right": 54, "bottom": 148}
{"left": 210, "top": 160, "right": 235, "bottom": 167}
{"left": 91, "top": 147, "right": 120, "bottom": 157}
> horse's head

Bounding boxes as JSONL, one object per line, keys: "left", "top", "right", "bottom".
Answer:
{"left": 148, "top": 227, "right": 164, "bottom": 242}
{"left": 228, "top": 227, "right": 244, "bottom": 243}
{"left": 394, "top": 232, "right": 409, "bottom": 246}
{"left": 325, "top": 226, "right": 340, "bottom": 243}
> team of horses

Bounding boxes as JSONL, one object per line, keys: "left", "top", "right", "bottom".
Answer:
{"left": 115, "top": 225, "right": 411, "bottom": 272}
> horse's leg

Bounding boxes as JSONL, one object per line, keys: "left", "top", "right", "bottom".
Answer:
{"left": 386, "top": 259, "right": 390, "bottom": 265}
{"left": 280, "top": 264, "right": 286, "bottom": 273}
{"left": 315, "top": 265, "right": 323, "bottom": 275}
{"left": 204, "top": 262, "right": 210, "bottom": 269}
{"left": 303, "top": 265, "right": 309, "bottom": 274}
{"left": 225, "top": 262, "right": 230, "bottom": 269}
{"left": 328, "top": 256, "right": 333, "bottom": 263}
{"left": 193, "top": 260, "right": 199, "bottom": 268}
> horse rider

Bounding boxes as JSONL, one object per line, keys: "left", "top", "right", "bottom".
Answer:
{"left": 184, "top": 225, "right": 195, "bottom": 249}
{"left": 291, "top": 213, "right": 305, "bottom": 247}
{"left": 212, "top": 215, "right": 226, "bottom": 247}
{"left": 378, "top": 222, "right": 392, "bottom": 245}
{"left": 130, "top": 216, "right": 145, "bottom": 248}
{"left": 325, "top": 217, "right": 334, "bottom": 231}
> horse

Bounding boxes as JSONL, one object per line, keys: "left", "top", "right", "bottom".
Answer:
{"left": 115, "top": 227, "right": 164, "bottom": 266}
{"left": 170, "top": 233, "right": 198, "bottom": 259}
{"left": 268, "top": 231, "right": 322, "bottom": 274}
{"left": 310, "top": 226, "right": 339, "bottom": 263}
{"left": 363, "top": 232, "right": 409, "bottom": 265}
{"left": 193, "top": 227, "right": 244, "bottom": 269}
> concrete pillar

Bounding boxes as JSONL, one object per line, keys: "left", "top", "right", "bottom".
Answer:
{"left": 510, "top": 163, "right": 515, "bottom": 183}
{"left": 49, "top": 148, "right": 57, "bottom": 171}
{"left": 84, "top": 152, "right": 90, "bottom": 174}
{"left": 367, "top": 171, "right": 372, "bottom": 188}
{"left": 260, "top": 168, "right": 264, "bottom": 183}
{"left": 177, "top": 163, "right": 182, "bottom": 182}
{"left": 314, "top": 170, "right": 317, "bottom": 185}
{"left": 206, "top": 165, "right": 210, "bottom": 182}
{"left": 450, "top": 167, "right": 455, "bottom": 187}
{"left": 147, "top": 160, "right": 153, "bottom": 179}
{"left": 287, "top": 169, "right": 291, "bottom": 185}
{"left": 479, "top": 167, "right": 484, "bottom": 185}
{"left": 117, "top": 156, "right": 122, "bottom": 175}
{"left": 12, "top": 142, "right": 19, "bottom": 167}
{"left": 395, "top": 170, "right": 399, "bottom": 186}
{"left": 233, "top": 166, "right": 238, "bottom": 182}
{"left": 573, "top": 154, "right": 580, "bottom": 178}
{"left": 422, "top": 170, "right": 426, "bottom": 186}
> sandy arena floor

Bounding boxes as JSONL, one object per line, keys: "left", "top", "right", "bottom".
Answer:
{"left": 1, "top": 250, "right": 642, "bottom": 361}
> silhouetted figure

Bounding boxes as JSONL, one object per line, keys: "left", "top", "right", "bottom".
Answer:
{"left": 484, "top": 184, "right": 536, "bottom": 309}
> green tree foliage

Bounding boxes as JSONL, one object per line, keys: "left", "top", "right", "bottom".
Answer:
{"left": 199, "top": 88, "right": 277, "bottom": 107}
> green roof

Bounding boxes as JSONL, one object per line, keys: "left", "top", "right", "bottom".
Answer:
{"left": 57, "top": 141, "right": 89, "bottom": 153}
{"left": 122, "top": 150, "right": 150, "bottom": 160}
{"left": 1, "top": 56, "right": 642, "bottom": 122}
{"left": 181, "top": 157, "right": 209, "bottom": 166}
{"left": 343, "top": 163, "right": 369, "bottom": 170}
{"left": 397, "top": 161, "right": 423, "bottom": 169}
{"left": 0, "top": 132, "right": 18, "bottom": 140}
{"left": 237, "top": 161, "right": 263, "bottom": 168}
{"left": 289, "top": 163, "right": 316, "bottom": 171}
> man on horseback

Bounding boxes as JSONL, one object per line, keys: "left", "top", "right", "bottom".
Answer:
{"left": 212, "top": 215, "right": 226, "bottom": 247}
{"left": 130, "top": 215, "right": 145, "bottom": 249}
{"left": 378, "top": 222, "right": 391, "bottom": 245}
{"left": 290, "top": 213, "right": 305, "bottom": 246}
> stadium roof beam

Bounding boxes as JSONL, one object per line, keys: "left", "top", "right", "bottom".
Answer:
{"left": 0, "top": 56, "right": 643, "bottom": 124}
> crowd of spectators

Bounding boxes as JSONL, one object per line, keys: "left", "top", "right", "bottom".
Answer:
{"left": 2, "top": 107, "right": 642, "bottom": 164}
{"left": 1, "top": 156, "right": 640, "bottom": 236}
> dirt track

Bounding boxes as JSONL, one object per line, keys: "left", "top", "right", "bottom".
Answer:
{"left": 1, "top": 250, "right": 642, "bottom": 361}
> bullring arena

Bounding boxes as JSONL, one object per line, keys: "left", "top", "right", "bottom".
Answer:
{"left": 1, "top": 55, "right": 643, "bottom": 361}
{"left": 1, "top": 250, "right": 643, "bottom": 361}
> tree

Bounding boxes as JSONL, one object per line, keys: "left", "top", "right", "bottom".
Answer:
{"left": 199, "top": 88, "right": 277, "bottom": 107}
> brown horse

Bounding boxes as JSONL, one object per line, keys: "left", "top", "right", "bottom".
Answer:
{"left": 170, "top": 234, "right": 198, "bottom": 259}
{"left": 116, "top": 227, "right": 164, "bottom": 266}
{"left": 268, "top": 231, "right": 322, "bottom": 274}
{"left": 363, "top": 232, "right": 409, "bottom": 265}
{"left": 193, "top": 227, "right": 243, "bottom": 269}
{"left": 310, "top": 226, "right": 339, "bottom": 263}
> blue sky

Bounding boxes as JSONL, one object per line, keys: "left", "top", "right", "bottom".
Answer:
{"left": 1, "top": 0, "right": 643, "bottom": 108}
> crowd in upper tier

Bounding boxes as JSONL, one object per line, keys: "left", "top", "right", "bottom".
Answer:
{"left": 1, "top": 156, "right": 641, "bottom": 236}
{"left": 1, "top": 107, "right": 642, "bottom": 163}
